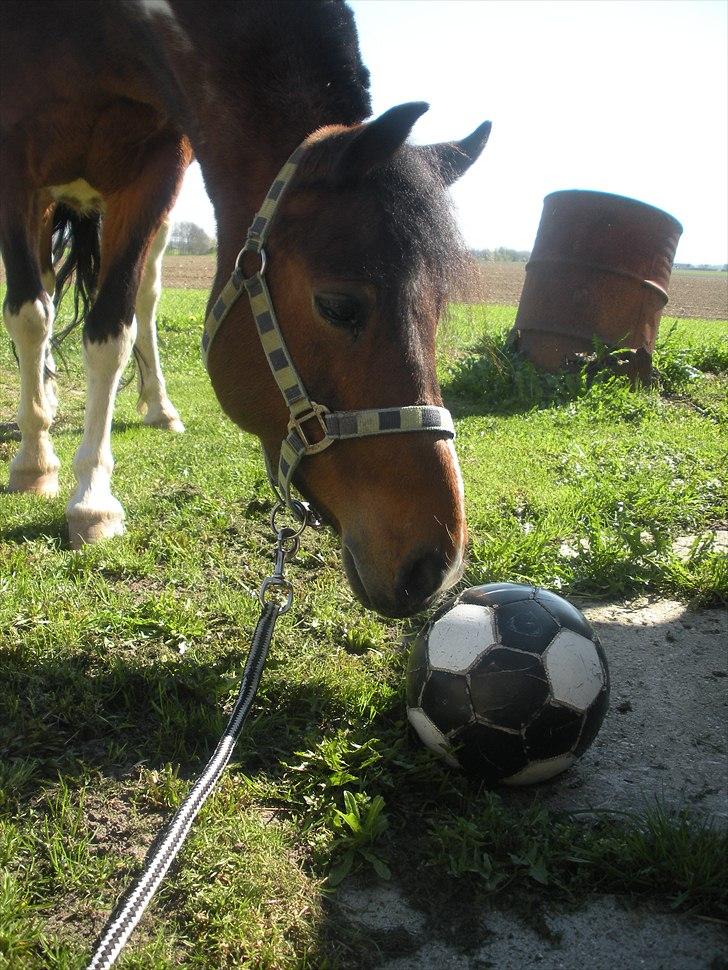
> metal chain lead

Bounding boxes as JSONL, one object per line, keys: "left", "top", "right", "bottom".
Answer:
{"left": 86, "top": 504, "right": 308, "bottom": 970}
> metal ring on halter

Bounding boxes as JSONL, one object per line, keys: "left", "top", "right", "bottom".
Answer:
{"left": 270, "top": 501, "right": 309, "bottom": 538}
{"left": 258, "top": 575, "right": 294, "bottom": 613}
{"left": 277, "top": 529, "right": 300, "bottom": 558}
{"left": 235, "top": 246, "right": 267, "bottom": 281}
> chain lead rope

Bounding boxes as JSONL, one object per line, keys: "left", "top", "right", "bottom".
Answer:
{"left": 86, "top": 506, "right": 306, "bottom": 970}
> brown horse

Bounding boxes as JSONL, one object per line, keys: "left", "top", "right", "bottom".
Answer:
{"left": 1, "top": 0, "right": 490, "bottom": 617}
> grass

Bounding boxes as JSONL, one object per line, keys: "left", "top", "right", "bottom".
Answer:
{"left": 1, "top": 290, "right": 727, "bottom": 967}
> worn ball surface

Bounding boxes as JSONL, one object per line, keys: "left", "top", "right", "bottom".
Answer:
{"left": 407, "top": 583, "right": 610, "bottom": 785}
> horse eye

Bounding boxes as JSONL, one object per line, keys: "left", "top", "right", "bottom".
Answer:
{"left": 314, "top": 293, "right": 364, "bottom": 330}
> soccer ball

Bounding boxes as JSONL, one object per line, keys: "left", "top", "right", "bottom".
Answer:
{"left": 407, "top": 583, "right": 609, "bottom": 785}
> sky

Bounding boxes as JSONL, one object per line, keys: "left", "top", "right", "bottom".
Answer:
{"left": 171, "top": 0, "right": 728, "bottom": 265}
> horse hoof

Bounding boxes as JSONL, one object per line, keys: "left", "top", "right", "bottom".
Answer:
{"left": 67, "top": 506, "right": 126, "bottom": 548}
{"left": 144, "top": 413, "right": 185, "bottom": 433}
{"left": 7, "top": 468, "right": 59, "bottom": 497}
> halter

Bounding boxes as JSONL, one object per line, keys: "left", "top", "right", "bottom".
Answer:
{"left": 201, "top": 141, "right": 455, "bottom": 513}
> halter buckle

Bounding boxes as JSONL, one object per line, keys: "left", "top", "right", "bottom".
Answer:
{"left": 288, "top": 402, "right": 331, "bottom": 454}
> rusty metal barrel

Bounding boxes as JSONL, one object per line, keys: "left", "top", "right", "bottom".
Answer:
{"left": 510, "top": 190, "right": 683, "bottom": 370}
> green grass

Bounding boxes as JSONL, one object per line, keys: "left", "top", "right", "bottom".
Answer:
{"left": 1, "top": 291, "right": 727, "bottom": 967}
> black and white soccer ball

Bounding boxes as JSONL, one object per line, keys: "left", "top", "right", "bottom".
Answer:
{"left": 407, "top": 583, "right": 609, "bottom": 785}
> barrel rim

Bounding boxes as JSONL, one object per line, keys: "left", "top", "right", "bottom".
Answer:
{"left": 542, "top": 189, "right": 683, "bottom": 234}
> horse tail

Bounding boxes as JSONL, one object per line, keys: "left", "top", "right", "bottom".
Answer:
{"left": 51, "top": 203, "right": 101, "bottom": 345}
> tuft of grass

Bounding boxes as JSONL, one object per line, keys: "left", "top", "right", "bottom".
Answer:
{"left": 425, "top": 797, "right": 728, "bottom": 917}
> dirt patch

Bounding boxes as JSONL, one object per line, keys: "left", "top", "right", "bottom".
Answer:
{"left": 155, "top": 256, "right": 726, "bottom": 320}
{"left": 161, "top": 254, "right": 216, "bottom": 289}
{"left": 41, "top": 781, "right": 169, "bottom": 952}
{"left": 456, "top": 261, "right": 527, "bottom": 308}
{"left": 660, "top": 272, "right": 728, "bottom": 321}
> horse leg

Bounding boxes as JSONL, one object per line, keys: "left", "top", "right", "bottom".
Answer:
{"left": 65, "top": 199, "right": 142, "bottom": 547}
{"left": 1, "top": 191, "right": 61, "bottom": 496}
{"left": 66, "top": 134, "right": 189, "bottom": 547}
{"left": 134, "top": 218, "right": 184, "bottom": 432}
{"left": 38, "top": 201, "right": 59, "bottom": 418}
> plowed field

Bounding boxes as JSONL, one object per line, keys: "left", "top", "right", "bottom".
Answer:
{"left": 158, "top": 256, "right": 727, "bottom": 320}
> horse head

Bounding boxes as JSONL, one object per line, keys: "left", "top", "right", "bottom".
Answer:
{"left": 208, "top": 103, "right": 491, "bottom": 617}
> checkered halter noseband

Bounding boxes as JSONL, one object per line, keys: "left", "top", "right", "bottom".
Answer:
{"left": 202, "top": 141, "right": 455, "bottom": 513}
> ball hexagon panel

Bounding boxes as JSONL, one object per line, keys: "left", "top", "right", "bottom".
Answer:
{"left": 534, "top": 589, "right": 596, "bottom": 640}
{"left": 453, "top": 722, "right": 529, "bottom": 780}
{"left": 407, "top": 707, "right": 459, "bottom": 767}
{"left": 468, "top": 647, "right": 549, "bottom": 730}
{"left": 459, "top": 583, "right": 536, "bottom": 607}
{"left": 421, "top": 669, "right": 474, "bottom": 735}
{"left": 524, "top": 702, "right": 583, "bottom": 760}
{"left": 502, "top": 752, "right": 576, "bottom": 786}
{"left": 427, "top": 602, "right": 496, "bottom": 673}
{"left": 544, "top": 629, "right": 605, "bottom": 710}
{"left": 495, "top": 599, "right": 560, "bottom": 654}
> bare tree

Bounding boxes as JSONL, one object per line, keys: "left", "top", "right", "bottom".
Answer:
{"left": 169, "top": 221, "right": 215, "bottom": 255}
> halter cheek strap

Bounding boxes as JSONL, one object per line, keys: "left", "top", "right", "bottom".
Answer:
{"left": 202, "top": 142, "right": 455, "bottom": 512}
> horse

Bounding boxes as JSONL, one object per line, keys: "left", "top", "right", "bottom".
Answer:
{"left": 1, "top": 0, "right": 491, "bottom": 617}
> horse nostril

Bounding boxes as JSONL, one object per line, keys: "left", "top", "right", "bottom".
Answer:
{"left": 395, "top": 549, "right": 449, "bottom": 615}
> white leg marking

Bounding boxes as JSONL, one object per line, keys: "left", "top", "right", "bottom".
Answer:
{"left": 41, "top": 269, "right": 56, "bottom": 296}
{"left": 66, "top": 320, "right": 137, "bottom": 548}
{"left": 135, "top": 221, "right": 184, "bottom": 432}
{"left": 3, "top": 295, "right": 60, "bottom": 495}
{"left": 41, "top": 269, "right": 59, "bottom": 418}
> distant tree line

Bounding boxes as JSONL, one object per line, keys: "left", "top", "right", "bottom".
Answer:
{"left": 674, "top": 262, "right": 728, "bottom": 272}
{"left": 471, "top": 247, "right": 530, "bottom": 263}
{"left": 470, "top": 251, "right": 727, "bottom": 272}
{"left": 168, "top": 221, "right": 216, "bottom": 255}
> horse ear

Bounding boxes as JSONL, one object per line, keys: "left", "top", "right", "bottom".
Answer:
{"left": 338, "top": 102, "right": 430, "bottom": 181}
{"left": 428, "top": 120, "right": 492, "bottom": 185}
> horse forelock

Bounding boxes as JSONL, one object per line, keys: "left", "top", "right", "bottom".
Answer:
{"left": 275, "top": 137, "right": 467, "bottom": 329}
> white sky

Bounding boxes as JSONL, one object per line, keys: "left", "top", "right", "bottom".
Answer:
{"left": 171, "top": 0, "right": 728, "bottom": 264}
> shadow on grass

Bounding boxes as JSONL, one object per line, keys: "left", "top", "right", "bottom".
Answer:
{"left": 5, "top": 604, "right": 726, "bottom": 816}
{"left": 1, "top": 515, "right": 68, "bottom": 547}
{"left": 0, "top": 421, "right": 21, "bottom": 442}
{"left": 0, "top": 643, "right": 362, "bottom": 804}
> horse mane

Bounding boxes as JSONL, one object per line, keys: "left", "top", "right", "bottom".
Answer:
{"left": 170, "top": 0, "right": 372, "bottom": 131}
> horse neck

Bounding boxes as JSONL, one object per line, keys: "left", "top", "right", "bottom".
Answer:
{"left": 159, "top": 3, "right": 370, "bottom": 265}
